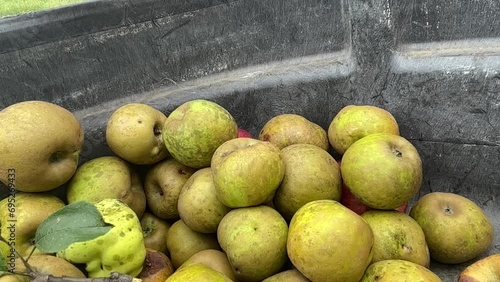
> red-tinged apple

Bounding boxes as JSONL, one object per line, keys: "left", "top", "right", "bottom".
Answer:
{"left": 338, "top": 160, "right": 407, "bottom": 214}
{"left": 238, "top": 128, "right": 253, "bottom": 138}
{"left": 341, "top": 133, "right": 422, "bottom": 210}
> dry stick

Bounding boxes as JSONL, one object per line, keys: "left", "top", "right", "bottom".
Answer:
{"left": 30, "top": 272, "right": 142, "bottom": 282}
{"left": 0, "top": 236, "right": 33, "bottom": 272}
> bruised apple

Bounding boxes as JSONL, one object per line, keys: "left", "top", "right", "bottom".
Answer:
{"left": 138, "top": 248, "right": 175, "bottom": 282}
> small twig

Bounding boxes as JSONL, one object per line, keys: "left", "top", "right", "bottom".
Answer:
{"left": 0, "top": 237, "right": 34, "bottom": 273}
{"left": 29, "top": 272, "right": 141, "bottom": 282}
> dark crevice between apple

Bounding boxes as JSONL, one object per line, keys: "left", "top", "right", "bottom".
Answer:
{"left": 153, "top": 125, "right": 162, "bottom": 137}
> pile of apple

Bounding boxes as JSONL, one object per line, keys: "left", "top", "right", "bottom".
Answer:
{"left": 0, "top": 99, "right": 497, "bottom": 282}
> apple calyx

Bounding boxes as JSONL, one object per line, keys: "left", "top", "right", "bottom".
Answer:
{"left": 392, "top": 147, "right": 403, "bottom": 158}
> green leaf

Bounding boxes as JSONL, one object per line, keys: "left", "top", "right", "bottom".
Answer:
{"left": 35, "top": 201, "right": 113, "bottom": 253}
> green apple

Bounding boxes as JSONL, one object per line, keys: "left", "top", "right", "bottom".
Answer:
{"left": 341, "top": 133, "right": 423, "bottom": 209}
{"left": 0, "top": 101, "right": 83, "bottom": 192}
{"left": 287, "top": 200, "right": 374, "bottom": 282}
{"left": 144, "top": 158, "right": 197, "bottom": 220}
{"left": 258, "top": 114, "right": 329, "bottom": 150}
{"left": 359, "top": 259, "right": 442, "bottom": 282}
{"left": 162, "top": 99, "right": 238, "bottom": 168}
{"left": 66, "top": 156, "right": 146, "bottom": 218}
{"left": 141, "top": 211, "right": 170, "bottom": 254}
{"left": 106, "top": 103, "right": 169, "bottom": 165}
{"left": 0, "top": 192, "right": 65, "bottom": 261}
{"left": 211, "top": 138, "right": 285, "bottom": 208}
{"left": 409, "top": 192, "right": 494, "bottom": 264}
{"left": 273, "top": 143, "right": 341, "bottom": 221}
{"left": 166, "top": 219, "right": 221, "bottom": 269}
{"left": 328, "top": 105, "right": 400, "bottom": 155}
{"left": 217, "top": 205, "right": 288, "bottom": 282}
{"left": 458, "top": 254, "right": 500, "bottom": 282}
{"left": 177, "top": 168, "right": 231, "bottom": 233}
{"left": 361, "top": 210, "right": 430, "bottom": 267}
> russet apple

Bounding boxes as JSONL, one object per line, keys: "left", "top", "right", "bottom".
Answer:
{"left": 273, "top": 144, "right": 342, "bottom": 221}
{"left": 328, "top": 105, "right": 399, "bottom": 155}
{"left": 211, "top": 138, "right": 285, "bottom": 208}
{"left": 217, "top": 205, "right": 288, "bottom": 282}
{"left": 141, "top": 211, "right": 170, "bottom": 254}
{"left": 165, "top": 263, "right": 233, "bottom": 282}
{"left": 458, "top": 254, "right": 500, "bottom": 282}
{"left": 341, "top": 133, "right": 422, "bottom": 210}
{"left": 287, "top": 200, "right": 374, "bottom": 282}
{"left": 0, "top": 101, "right": 83, "bottom": 192}
{"left": 360, "top": 259, "right": 442, "bottom": 282}
{"left": 166, "top": 219, "right": 220, "bottom": 269}
{"left": 106, "top": 103, "right": 169, "bottom": 165}
{"left": 66, "top": 156, "right": 146, "bottom": 218}
{"left": 262, "top": 269, "right": 310, "bottom": 282}
{"left": 1, "top": 254, "right": 86, "bottom": 282}
{"left": 409, "top": 192, "right": 494, "bottom": 264}
{"left": 179, "top": 249, "right": 237, "bottom": 281}
{"left": 361, "top": 210, "right": 430, "bottom": 267}
{"left": 177, "top": 168, "right": 231, "bottom": 233}
{"left": 0, "top": 192, "right": 65, "bottom": 261}
{"left": 144, "top": 158, "right": 197, "bottom": 220}
{"left": 162, "top": 99, "right": 238, "bottom": 168}
{"left": 258, "top": 114, "right": 329, "bottom": 150}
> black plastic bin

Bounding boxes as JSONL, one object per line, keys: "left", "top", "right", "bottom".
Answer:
{"left": 0, "top": 0, "right": 499, "bottom": 281}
